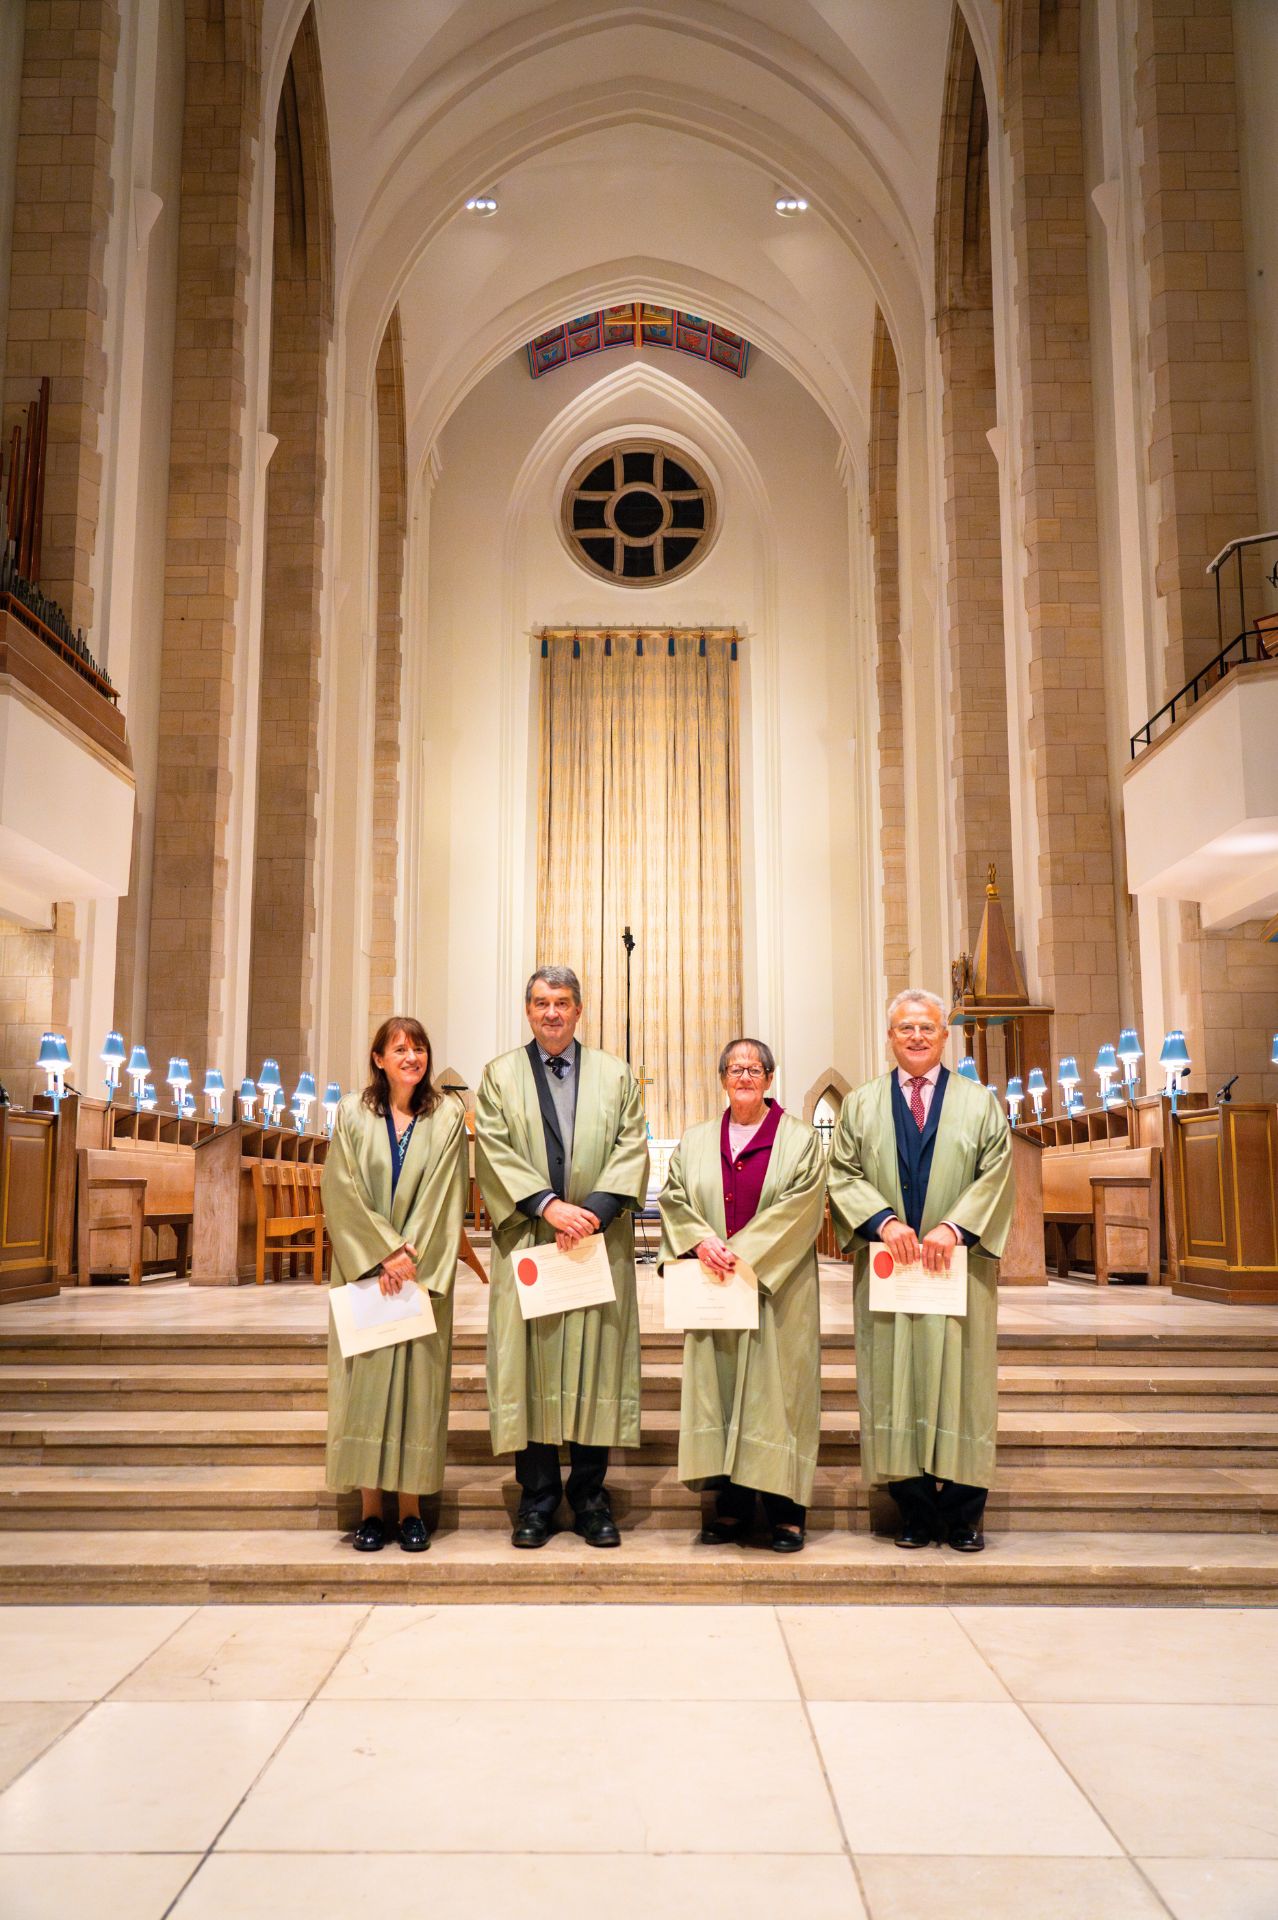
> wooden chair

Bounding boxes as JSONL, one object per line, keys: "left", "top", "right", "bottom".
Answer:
{"left": 251, "top": 1161, "right": 326, "bottom": 1285}
{"left": 76, "top": 1145, "right": 195, "bottom": 1286}
{"left": 1091, "top": 1164, "right": 1162, "bottom": 1288}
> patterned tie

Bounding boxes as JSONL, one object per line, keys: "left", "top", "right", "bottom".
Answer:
{"left": 909, "top": 1076, "right": 927, "bottom": 1130}
{"left": 545, "top": 1053, "right": 569, "bottom": 1081}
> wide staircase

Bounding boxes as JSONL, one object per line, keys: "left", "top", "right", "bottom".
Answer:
{"left": 2, "top": 1284, "right": 1278, "bottom": 1604}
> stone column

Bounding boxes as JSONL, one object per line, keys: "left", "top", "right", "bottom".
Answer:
{"left": 868, "top": 311, "right": 909, "bottom": 1004}
{"left": 146, "top": 0, "right": 261, "bottom": 1073}
{"left": 369, "top": 308, "right": 406, "bottom": 1034}
{"left": 1004, "top": 0, "right": 1122, "bottom": 1067}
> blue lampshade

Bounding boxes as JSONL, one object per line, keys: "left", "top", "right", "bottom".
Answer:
{"left": 101, "top": 1031, "right": 126, "bottom": 1067}
{"left": 295, "top": 1071, "right": 317, "bottom": 1103}
{"left": 36, "top": 1032, "right": 66, "bottom": 1071}
{"left": 257, "top": 1058, "right": 282, "bottom": 1092}
{"left": 126, "top": 1045, "right": 150, "bottom": 1078}
{"left": 140, "top": 1084, "right": 157, "bottom": 1110}
{"left": 238, "top": 1077, "right": 256, "bottom": 1103}
{"left": 166, "top": 1055, "right": 190, "bottom": 1089}
{"left": 1007, "top": 1076, "right": 1024, "bottom": 1100}
{"left": 1094, "top": 1043, "right": 1117, "bottom": 1078}
{"left": 1058, "top": 1056, "right": 1081, "bottom": 1087}
{"left": 956, "top": 1056, "right": 980, "bottom": 1082}
{"left": 1271, "top": 1032, "right": 1278, "bottom": 1068}
{"left": 323, "top": 1081, "right": 341, "bottom": 1107}
{"left": 203, "top": 1069, "right": 225, "bottom": 1096}
{"left": 1117, "top": 1028, "right": 1142, "bottom": 1066}
{"left": 1026, "top": 1068, "right": 1048, "bottom": 1095}
{"left": 1159, "top": 1030, "right": 1191, "bottom": 1071}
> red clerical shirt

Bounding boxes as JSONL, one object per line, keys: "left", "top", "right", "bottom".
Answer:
{"left": 720, "top": 1099, "right": 784, "bottom": 1237}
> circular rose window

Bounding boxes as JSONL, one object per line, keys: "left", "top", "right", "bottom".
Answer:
{"left": 562, "top": 440, "right": 715, "bottom": 585}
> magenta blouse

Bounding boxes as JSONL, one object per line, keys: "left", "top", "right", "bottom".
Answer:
{"left": 720, "top": 1099, "right": 784, "bottom": 1237}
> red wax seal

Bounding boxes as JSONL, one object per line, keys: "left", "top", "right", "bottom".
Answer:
{"left": 517, "top": 1257, "right": 539, "bottom": 1286}
{"left": 872, "top": 1249, "right": 895, "bottom": 1279}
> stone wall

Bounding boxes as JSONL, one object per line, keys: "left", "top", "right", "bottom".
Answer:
{"left": 868, "top": 311, "right": 909, "bottom": 1003}
{"left": 0, "top": 904, "right": 77, "bottom": 1109}
{"left": 368, "top": 308, "right": 406, "bottom": 1035}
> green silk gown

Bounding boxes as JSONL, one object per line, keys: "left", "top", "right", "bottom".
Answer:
{"left": 658, "top": 1112, "right": 827, "bottom": 1505}
{"left": 475, "top": 1045, "right": 650, "bottom": 1454}
{"left": 322, "top": 1092, "right": 467, "bottom": 1495}
{"left": 826, "top": 1070, "right": 1014, "bottom": 1490}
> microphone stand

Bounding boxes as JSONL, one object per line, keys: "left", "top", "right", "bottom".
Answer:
{"left": 622, "top": 925, "right": 635, "bottom": 1068}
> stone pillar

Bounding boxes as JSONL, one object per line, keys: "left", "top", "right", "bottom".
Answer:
{"left": 246, "top": 13, "right": 333, "bottom": 1077}
{"left": 868, "top": 311, "right": 909, "bottom": 1004}
{"left": 0, "top": 904, "right": 78, "bottom": 1109}
{"left": 1134, "top": 0, "right": 1275, "bottom": 1099}
{"left": 1004, "top": 0, "right": 1121, "bottom": 1067}
{"left": 2, "top": 0, "right": 119, "bottom": 638}
{"left": 146, "top": 0, "right": 261, "bottom": 1074}
{"left": 369, "top": 309, "right": 406, "bottom": 1034}
{"left": 936, "top": 13, "right": 1015, "bottom": 954}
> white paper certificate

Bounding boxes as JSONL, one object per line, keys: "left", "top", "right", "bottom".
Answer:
{"left": 867, "top": 1245, "right": 968, "bottom": 1317}
{"left": 330, "top": 1275, "right": 437, "bottom": 1357}
{"left": 514, "top": 1232, "right": 617, "bottom": 1321}
{"left": 663, "top": 1258, "right": 760, "bottom": 1331}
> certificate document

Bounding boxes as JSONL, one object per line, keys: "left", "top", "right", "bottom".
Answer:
{"left": 330, "top": 1274, "right": 437, "bottom": 1357}
{"left": 663, "top": 1258, "right": 760, "bottom": 1331}
{"left": 867, "top": 1245, "right": 968, "bottom": 1317}
{"left": 514, "top": 1232, "right": 617, "bottom": 1321}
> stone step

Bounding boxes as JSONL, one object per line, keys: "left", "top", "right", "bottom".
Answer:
{"left": 4, "top": 1407, "right": 1278, "bottom": 1470}
{"left": 6, "top": 1360, "right": 1278, "bottom": 1414}
{"left": 1, "top": 1524, "right": 1275, "bottom": 1606}
{"left": 0, "top": 1461, "right": 1274, "bottom": 1535}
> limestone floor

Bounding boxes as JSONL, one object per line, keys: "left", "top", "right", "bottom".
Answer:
{"left": 0, "top": 1603, "right": 1275, "bottom": 1918}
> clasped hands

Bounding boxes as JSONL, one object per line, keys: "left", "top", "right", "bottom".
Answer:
{"left": 880, "top": 1218, "right": 959, "bottom": 1274}
{"left": 695, "top": 1235, "right": 737, "bottom": 1285}
{"left": 543, "top": 1197, "right": 600, "bottom": 1252}
{"left": 377, "top": 1241, "right": 418, "bottom": 1296}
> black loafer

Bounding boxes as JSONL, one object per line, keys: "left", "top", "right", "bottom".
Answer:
{"left": 352, "top": 1515, "right": 388, "bottom": 1553}
{"left": 948, "top": 1525, "right": 985, "bottom": 1553}
{"left": 397, "top": 1515, "right": 430, "bottom": 1553}
{"left": 574, "top": 1506, "right": 621, "bottom": 1548}
{"left": 895, "top": 1521, "right": 933, "bottom": 1549}
{"left": 699, "top": 1515, "right": 750, "bottom": 1545}
{"left": 770, "top": 1525, "right": 805, "bottom": 1554}
{"left": 511, "top": 1510, "right": 552, "bottom": 1549}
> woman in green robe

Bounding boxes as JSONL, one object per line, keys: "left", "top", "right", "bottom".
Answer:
{"left": 658, "top": 1038, "right": 827, "bottom": 1551}
{"left": 322, "top": 1015, "right": 467, "bottom": 1552}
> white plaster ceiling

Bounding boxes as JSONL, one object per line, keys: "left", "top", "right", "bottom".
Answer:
{"left": 260, "top": 0, "right": 972, "bottom": 451}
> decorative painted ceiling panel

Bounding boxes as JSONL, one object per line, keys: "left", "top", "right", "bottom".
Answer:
{"left": 526, "top": 302, "right": 750, "bottom": 379}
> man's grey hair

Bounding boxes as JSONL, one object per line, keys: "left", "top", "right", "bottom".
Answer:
{"left": 525, "top": 965, "right": 583, "bottom": 1007}
{"left": 717, "top": 1036, "right": 777, "bottom": 1078}
{"left": 886, "top": 988, "right": 947, "bottom": 1028}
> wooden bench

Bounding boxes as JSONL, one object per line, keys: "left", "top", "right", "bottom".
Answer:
{"left": 76, "top": 1146, "right": 195, "bottom": 1286}
{"left": 251, "top": 1161, "right": 327, "bottom": 1285}
{"left": 1041, "top": 1144, "right": 1162, "bottom": 1284}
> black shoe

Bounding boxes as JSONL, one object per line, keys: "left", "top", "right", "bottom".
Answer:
{"left": 948, "top": 1525, "right": 985, "bottom": 1553}
{"left": 352, "top": 1515, "right": 388, "bottom": 1553}
{"left": 511, "top": 1510, "right": 552, "bottom": 1549}
{"left": 895, "top": 1520, "right": 933, "bottom": 1549}
{"left": 397, "top": 1514, "right": 430, "bottom": 1553}
{"left": 574, "top": 1506, "right": 621, "bottom": 1548}
{"left": 699, "top": 1513, "right": 750, "bottom": 1545}
{"left": 770, "top": 1525, "right": 805, "bottom": 1554}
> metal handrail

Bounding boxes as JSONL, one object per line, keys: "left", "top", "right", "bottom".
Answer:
{"left": 1206, "top": 531, "right": 1278, "bottom": 576}
{"left": 1130, "top": 625, "right": 1274, "bottom": 758}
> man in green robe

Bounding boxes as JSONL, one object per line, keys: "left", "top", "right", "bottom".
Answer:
{"left": 475, "top": 966, "right": 649, "bottom": 1549}
{"left": 828, "top": 988, "right": 1013, "bottom": 1552}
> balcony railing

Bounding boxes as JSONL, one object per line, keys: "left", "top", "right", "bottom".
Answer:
{"left": 1130, "top": 531, "right": 1278, "bottom": 759}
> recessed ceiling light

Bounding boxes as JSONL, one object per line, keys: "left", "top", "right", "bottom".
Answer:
{"left": 465, "top": 195, "right": 498, "bottom": 217}
{"left": 774, "top": 195, "right": 808, "bottom": 217}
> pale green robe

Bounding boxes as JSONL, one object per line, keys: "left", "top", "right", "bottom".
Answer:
{"left": 475, "top": 1044, "right": 650, "bottom": 1453}
{"left": 827, "top": 1072, "right": 1014, "bottom": 1490}
{"left": 322, "top": 1092, "right": 467, "bottom": 1494}
{"left": 659, "top": 1111, "right": 827, "bottom": 1505}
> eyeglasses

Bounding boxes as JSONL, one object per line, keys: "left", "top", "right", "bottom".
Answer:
{"left": 725, "top": 1064, "right": 768, "bottom": 1080}
{"left": 891, "top": 1023, "right": 941, "bottom": 1039}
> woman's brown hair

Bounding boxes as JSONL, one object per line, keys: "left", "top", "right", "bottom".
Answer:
{"left": 361, "top": 1016, "right": 441, "bottom": 1118}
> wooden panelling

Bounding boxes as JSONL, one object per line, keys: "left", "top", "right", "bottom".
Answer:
{"left": 0, "top": 1108, "right": 56, "bottom": 1303}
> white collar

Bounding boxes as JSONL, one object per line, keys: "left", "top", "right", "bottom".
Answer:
{"left": 896, "top": 1062, "right": 942, "bottom": 1089}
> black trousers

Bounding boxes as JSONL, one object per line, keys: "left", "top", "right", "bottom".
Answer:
{"left": 516, "top": 1441, "right": 610, "bottom": 1519}
{"left": 711, "top": 1475, "right": 805, "bottom": 1531}
{"left": 889, "top": 1473, "right": 987, "bottom": 1536}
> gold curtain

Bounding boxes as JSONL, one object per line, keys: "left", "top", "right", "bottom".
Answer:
{"left": 535, "top": 630, "right": 743, "bottom": 1138}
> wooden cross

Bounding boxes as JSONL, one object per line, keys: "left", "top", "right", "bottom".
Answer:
{"left": 635, "top": 1062, "right": 655, "bottom": 1114}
